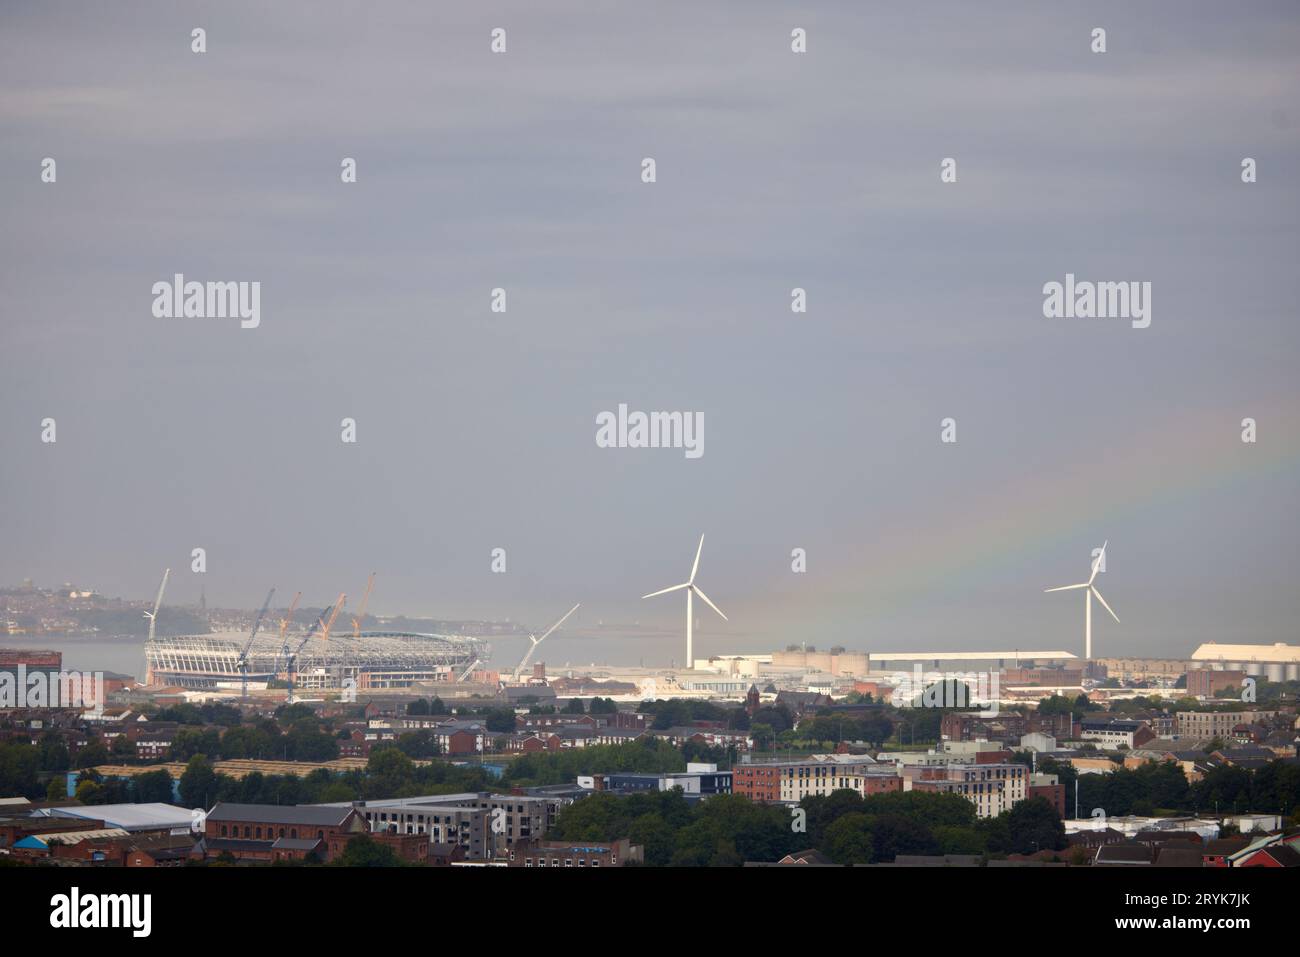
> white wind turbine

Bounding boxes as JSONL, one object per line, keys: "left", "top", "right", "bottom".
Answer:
{"left": 512, "top": 603, "right": 580, "bottom": 683}
{"left": 143, "top": 568, "right": 170, "bottom": 643}
{"left": 642, "top": 534, "right": 727, "bottom": 669}
{"left": 1044, "top": 541, "right": 1118, "bottom": 660}
{"left": 140, "top": 568, "right": 169, "bottom": 684}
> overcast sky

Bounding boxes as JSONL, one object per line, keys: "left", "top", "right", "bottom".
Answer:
{"left": 2, "top": 1, "right": 1297, "bottom": 668}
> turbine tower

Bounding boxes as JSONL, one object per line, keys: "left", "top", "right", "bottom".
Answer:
{"left": 513, "top": 603, "right": 580, "bottom": 683}
{"left": 143, "top": 568, "right": 170, "bottom": 643}
{"left": 1044, "top": 541, "right": 1119, "bottom": 660}
{"left": 643, "top": 534, "right": 727, "bottom": 669}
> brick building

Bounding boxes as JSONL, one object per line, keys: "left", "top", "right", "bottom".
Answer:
{"left": 732, "top": 758, "right": 900, "bottom": 803}
{"left": 732, "top": 763, "right": 782, "bottom": 803}
{"left": 1185, "top": 669, "right": 1247, "bottom": 698}
{"left": 1027, "top": 773, "right": 1067, "bottom": 817}
{"left": 941, "top": 711, "right": 1076, "bottom": 744}
{"left": 204, "top": 803, "right": 366, "bottom": 863}
{"left": 509, "top": 837, "right": 643, "bottom": 867}
{"left": 905, "top": 763, "right": 1027, "bottom": 818}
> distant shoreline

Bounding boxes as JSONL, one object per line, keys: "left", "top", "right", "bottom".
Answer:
{"left": 4, "top": 633, "right": 149, "bottom": 644}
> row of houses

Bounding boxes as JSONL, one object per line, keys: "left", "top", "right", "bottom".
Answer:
{"left": 1090, "top": 830, "right": 1300, "bottom": 868}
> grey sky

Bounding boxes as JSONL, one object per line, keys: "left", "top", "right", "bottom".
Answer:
{"left": 2, "top": 1, "right": 1297, "bottom": 667}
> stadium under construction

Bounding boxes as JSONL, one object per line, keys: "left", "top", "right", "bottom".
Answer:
{"left": 144, "top": 630, "right": 491, "bottom": 693}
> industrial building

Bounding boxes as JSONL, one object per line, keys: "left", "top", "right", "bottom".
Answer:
{"left": 1189, "top": 642, "right": 1300, "bottom": 683}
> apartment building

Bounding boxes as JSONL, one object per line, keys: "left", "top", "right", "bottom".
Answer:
{"left": 1176, "top": 710, "right": 1276, "bottom": 739}
{"left": 319, "top": 792, "right": 570, "bottom": 860}
{"left": 905, "top": 763, "right": 1027, "bottom": 818}
{"left": 732, "top": 757, "right": 900, "bottom": 803}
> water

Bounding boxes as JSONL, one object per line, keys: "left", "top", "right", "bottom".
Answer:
{"left": 9, "top": 636, "right": 149, "bottom": 681}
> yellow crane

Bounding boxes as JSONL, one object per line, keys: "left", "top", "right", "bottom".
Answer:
{"left": 279, "top": 591, "right": 302, "bottom": 645}
{"left": 318, "top": 592, "right": 346, "bottom": 643}
{"left": 352, "top": 573, "right": 375, "bottom": 641}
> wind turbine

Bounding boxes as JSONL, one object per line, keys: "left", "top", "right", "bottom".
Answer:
{"left": 1044, "top": 541, "right": 1119, "bottom": 660}
{"left": 513, "top": 603, "right": 580, "bottom": 683}
{"left": 642, "top": 534, "right": 726, "bottom": 669}
{"left": 140, "top": 568, "right": 169, "bottom": 685}
{"left": 143, "top": 568, "right": 170, "bottom": 642}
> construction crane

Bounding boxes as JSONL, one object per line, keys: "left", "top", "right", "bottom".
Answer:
{"left": 351, "top": 573, "right": 375, "bottom": 641}
{"left": 270, "top": 592, "right": 300, "bottom": 686}
{"left": 237, "top": 588, "right": 276, "bottom": 703}
{"left": 512, "top": 603, "right": 580, "bottom": 683}
{"left": 142, "top": 569, "right": 170, "bottom": 642}
{"left": 284, "top": 606, "right": 327, "bottom": 704}
{"left": 285, "top": 593, "right": 345, "bottom": 702}
{"left": 318, "top": 593, "right": 346, "bottom": 643}
{"left": 278, "top": 591, "right": 302, "bottom": 646}
{"left": 345, "top": 574, "right": 375, "bottom": 686}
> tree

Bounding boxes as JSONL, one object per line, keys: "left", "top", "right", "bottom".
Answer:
{"left": 823, "top": 813, "right": 874, "bottom": 865}
{"left": 178, "top": 755, "right": 217, "bottom": 809}
{"left": 1004, "top": 796, "right": 1066, "bottom": 854}
{"left": 860, "top": 713, "right": 894, "bottom": 749}
{"left": 171, "top": 727, "right": 222, "bottom": 762}
{"left": 0, "top": 742, "right": 42, "bottom": 797}
{"left": 38, "top": 734, "right": 70, "bottom": 772}
{"left": 484, "top": 708, "right": 517, "bottom": 734}
{"left": 868, "top": 814, "right": 938, "bottom": 861}
{"left": 335, "top": 833, "right": 402, "bottom": 867}
{"left": 134, "top": 768, "right": 175, "bottom": 804}
{"left": 365, "top": 747, "right": 416, "bottom": 797}
{"left": 73, "top": 741, "right": 108, "bottom": 770}
{"left": 800, "top": 790, "right": 865, "bottom": 847}
{"left": 45, "top": 777, "right": 66, "bottom": 802}
{"left": 933, "top": 825, "right": 985, "bottom": 856}
{"left": 628, "top": 813, "right": 676, "bottom": 867}
{"left": 276, "top": 702, "right": 318, "bottom": 726}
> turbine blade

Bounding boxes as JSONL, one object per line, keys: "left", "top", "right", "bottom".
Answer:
{"left": 690, "top": 535, "right": 704, "bottom": 584}
{"left": 1044, "top": 583, "right": 1089, "bottom": 593}
{"left": 1091, "top": 586, "right": 1120, "bottom": 623}
{"left": 643, "top": 583, "right": 690, "bottom": 600}
{"left": 536, "top": 603, "right": 581, "bottom": 644}
{"left": 692, "top": 586, "right": 727, "bottom": 621}
{"left": 1089, "top": 540, "right": 1108, "bottom": 586}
